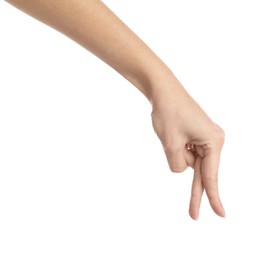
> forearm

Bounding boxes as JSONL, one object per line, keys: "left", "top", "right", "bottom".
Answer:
{"left": 5, "top": 0, "right": 179, "bottom": 102}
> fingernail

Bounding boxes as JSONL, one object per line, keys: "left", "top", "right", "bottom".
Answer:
{"left": 221, "top": 208, "right": 226, "bottom": 218}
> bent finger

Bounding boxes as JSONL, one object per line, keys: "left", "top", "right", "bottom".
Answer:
{"left": 164, "top": 144, "right": 189, "bottom": 173}
{"left": 184, "top": 149, "right": 196, "bottom": 169}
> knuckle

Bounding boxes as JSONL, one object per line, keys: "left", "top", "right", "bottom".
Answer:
{"left": 204, "top": 175, "right": 218, "bottom": 183}
{"left": 191, "top": 192, "right": 201, "bottom": 200}
{"left": 212, "top": 126, "right": 225, "bottom": 146}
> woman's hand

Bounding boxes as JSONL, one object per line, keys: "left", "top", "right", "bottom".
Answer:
{"left": 150, "top": 76, "right": 225, "bottom": 220}
{"left": 5, "top": 0, "right": 225, "bottom": 220}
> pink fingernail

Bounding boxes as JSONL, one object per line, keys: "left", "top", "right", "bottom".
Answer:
{"left": 221, "top": 208, "right": 226, "bottom": 218}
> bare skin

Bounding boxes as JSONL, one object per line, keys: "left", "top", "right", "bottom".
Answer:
{"left": 4, "top": 0, "right": 225, "bottom": 220}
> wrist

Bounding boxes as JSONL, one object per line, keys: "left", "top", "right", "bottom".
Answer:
{"left": 138, "top": 66, "right": 190, "bottom": 109}
{"left": 128, "top": 64, "right": 184, "bottom": 101}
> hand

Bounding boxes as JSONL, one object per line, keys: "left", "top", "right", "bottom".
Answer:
{"left": 4, "top": 0, "right": 225, "bottom": 220}
{"left": 150, "top": 76, "right": 225, "bottom": 220}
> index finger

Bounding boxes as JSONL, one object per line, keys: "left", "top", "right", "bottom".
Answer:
{"left": 201, "top": 146, "right": 225, "bottom": 218}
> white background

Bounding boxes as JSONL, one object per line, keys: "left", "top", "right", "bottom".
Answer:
{"left": 1, "top": 0, "right": 270, "bottom": 259}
